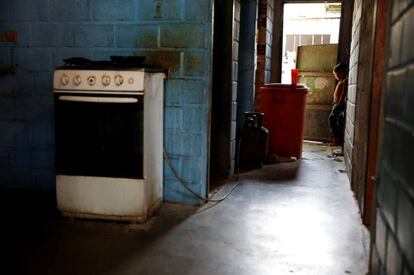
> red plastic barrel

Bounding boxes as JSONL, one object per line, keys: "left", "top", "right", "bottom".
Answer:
{"left": 256, "top": 83, "right": 309, "bottom": 159}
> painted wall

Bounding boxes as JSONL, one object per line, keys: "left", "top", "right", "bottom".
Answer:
{"left": 255, "top": 0, "right": 274, "bottom": 91}
{"left": 371, "top": 0, "right": 414, "bottom": 273}
{"left": 345, "top": 0, "right": 377, "bottom": 214}
{"left": 344, "top": 0, "right": 361, "bottom": 199}
{"left": 0, "top": 0, "right": 213, "bottom": 205}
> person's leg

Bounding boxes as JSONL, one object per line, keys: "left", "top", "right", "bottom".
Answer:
{"left": 329, "top": 107, "right": 344, "bottom": 145}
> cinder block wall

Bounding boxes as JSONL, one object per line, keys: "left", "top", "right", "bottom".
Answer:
{"left": 371, "top": 0, "right": 414, "bottom": 274}
{"left": 345, "top": 0, "right": 377, "bottom": 213}
{"left": 344, "top": 0, "right": 361, "bottom": 191}
{"left": 230, "top": 0, "right": 241, "bottom": 174}
{"left": 0, "top": 0, "right": 213, "bottom": 205}
{"left": 255, "top": 0, "right": 273, "bottom": 91}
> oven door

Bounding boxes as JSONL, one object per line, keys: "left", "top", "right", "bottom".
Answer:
{"left": 55, "top": 93, "right": 144, "bottom": 179}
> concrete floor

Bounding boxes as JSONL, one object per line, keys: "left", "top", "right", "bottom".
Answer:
{"left": 3, "top": 144, "right": 369, "bottom": 275}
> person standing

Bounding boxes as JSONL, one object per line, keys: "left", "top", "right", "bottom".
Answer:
{"left": 329, "top": 63, "right": 348, "bottom": 146}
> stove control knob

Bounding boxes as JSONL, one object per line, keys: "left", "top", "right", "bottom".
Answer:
{"left": 61, "top": 74, "right": 69, "bottom": 86}
{"left": 87, "top": 75, "right": 96, "bottom": 86}
{"left": 128, "top": 77, "right": 134, "bottom": 85}
{"left": 73, "top": 75, "right": 82, "bottom": 86}
{"left": 114, "top": 74, "right": 124, "bottom": 86}
{"left": 102, "top": 75, "right": 111, "bottom": 86}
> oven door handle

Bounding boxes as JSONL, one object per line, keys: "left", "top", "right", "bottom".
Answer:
{"left": 58, "top": 95, "right": 138, "bottom": 104}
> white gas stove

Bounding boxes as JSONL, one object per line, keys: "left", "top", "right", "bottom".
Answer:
{"left": 53, "top": 57, "right": 165, "bottom": 222}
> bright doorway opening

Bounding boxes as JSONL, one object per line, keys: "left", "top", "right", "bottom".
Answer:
{"left": 281, "top": 3, "right": 341, "bottom": 84}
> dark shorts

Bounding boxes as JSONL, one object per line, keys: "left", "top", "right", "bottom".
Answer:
{"left": 329, "top": 104, "right": 345, "bottom": 139}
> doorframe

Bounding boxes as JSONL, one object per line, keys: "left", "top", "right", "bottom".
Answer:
{"left": 270, "top": 0, "right": 353, "bottom": 82}
{"left": 363, "top": 0, "right": 388, "bottom": 226}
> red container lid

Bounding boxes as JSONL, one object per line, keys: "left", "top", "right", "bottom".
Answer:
{"left": 259, "top": 83, "right": 309, "bottom": 94}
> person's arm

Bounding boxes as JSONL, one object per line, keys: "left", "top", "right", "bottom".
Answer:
{"left": 337, "top": 79, "right": 347, "bottom": 107}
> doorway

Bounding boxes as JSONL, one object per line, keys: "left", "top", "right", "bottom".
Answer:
{"left": 282, "top": 2, "right": 342, "bottom": 142}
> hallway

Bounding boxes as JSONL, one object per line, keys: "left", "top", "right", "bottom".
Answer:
{"left": 11, "top": 144, "right": 369, "bottom": 275}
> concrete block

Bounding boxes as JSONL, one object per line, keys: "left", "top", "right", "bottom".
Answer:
{"left": 346, "top": 102, "right": 356, "bottom": 124}
{"left": 230, "top": 139, "right": 236, "bottom": 168}
{"left": 74, "top": 24, "right": 114, "bottom": 48}
{"left": 232, "top": 41, "right": 239, "bottom": 62}
{"left": 0, "top": 120, "right": 18, "bottom": 145}
{"left": 138, "top": 0, "right": 182, "bottom": 21}
{"left": 232, "top": 61, "right": 238, "bottom": 82}
{"left": 164, "top": 106, "right": 183, "bottom": 129}
{"left": 9, "top": 0, "right": 50, "bottom": 22}
{"left": 116, "top": 24, "right": 158, "bottom": 48}
{"left": 0, "top": 97, "right": 15, "bottom": 120}
{"left": 15, "top": 48, "right": 52, "bottom": 72}
{"left": 375, "top": 210, "right": 388, "bottom": 265}
{"left": 266, "top": 30, "right": 272, "bottom": 46}
{"left": 186, "top": 0, "right": 210, "bottom": 21}
{"left": 0, "top": 23, "right": 31, "bottom": 47}
{"left": 0, "top": 75, "right": 17, "bottom": 96}
{"left": 396, "top": 189, "right": 414, "bottom": 269}
{"left": 235, "top": 0, "right": 241, "bottom": 22}
{"left": 14, "top": 147, "right": 32, "bottom": 168}
{"left": 386, "top": 233, "right": 403, "bottom": 275}
{"left": 0, "top": 48, "right": 10, "bottom": 64}
{"left": 32, "top": 122, "right": 54, "bottom": 146}
{"left": 0, "top": 2, "right": 8, "bottom": 21}
{"left": 404, "top": 65, "right": 414, "bottom": 129}
{"left": 232, "top": 101, "right": 237, "bottom": 121}
{"left": 385, "top": 68, "right": 406, "bottom": 120}
{"left": 388, "top": 21, "right": 403, "bottom": 68}
{"left": 140, "top": 50, "right": 181, "bottom": 73}
{"left": 347, "top": 84, "right": 357, "bottom": 104}
{"left": 394, "top": 127, "right": 414, "bottom": 190}
{"left": 32, "top": 24, "right": 74, "bottom": 47}
{"left": 15, "top": 97, "right": 33, "bottom": 121}
{"left": 165, "top": 79, "right": 204, "bottom": 105}
{"left": 34, "top": 72, "right": 53, "bottom": 96}
{"left": 232, "top": 82, "right": 237, "bottom": 102}
{"left": 15, "top": 73, "right": 35, "bottom": 96}
{"left": 233, "top": 21, "right": 240, "bottom": 42}
{"left": 31, "top": 148, "right": 54, "bottom": 169}
{"left": 230, "top": 121, "right": 236, "bottom": 141}
{"left": 160, "top": 24, "right": 205, "bottom": 48}
{"left": 52, "top": 0, "right": 90, "bottom": 21}
{"left": 0, "top": 146, "right": 13, "bottom": 168}
{"left": 15, "top": 122, "right": 32, "bottom": 146}
{"left": 379, "top": 167, "right": 398, "bottom": 232}
{"left": 182, "top": 106, "right": 203, "bottom": 132}
{"left": 183, "top": 51, "right": 205, "bottom": 76}
{"left": 402, "top": 7, "right": 414, "bottom": 64}
{"left": 381, "top": 122, "right": 395, "bottom": 169}
{"left": 15, "top": 96, "right": 53, "bottom": 122}
{"left": 93, "top": 0, "right": 136, "bottom": 21}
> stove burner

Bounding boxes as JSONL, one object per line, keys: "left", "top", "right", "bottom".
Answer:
{"left": 63, "top": 56, "right": 146, "bottom": 69}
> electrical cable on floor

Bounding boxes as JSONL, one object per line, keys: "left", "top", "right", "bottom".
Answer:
{"left": 163, "top": 149, "right": 240, "bottom": 203}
